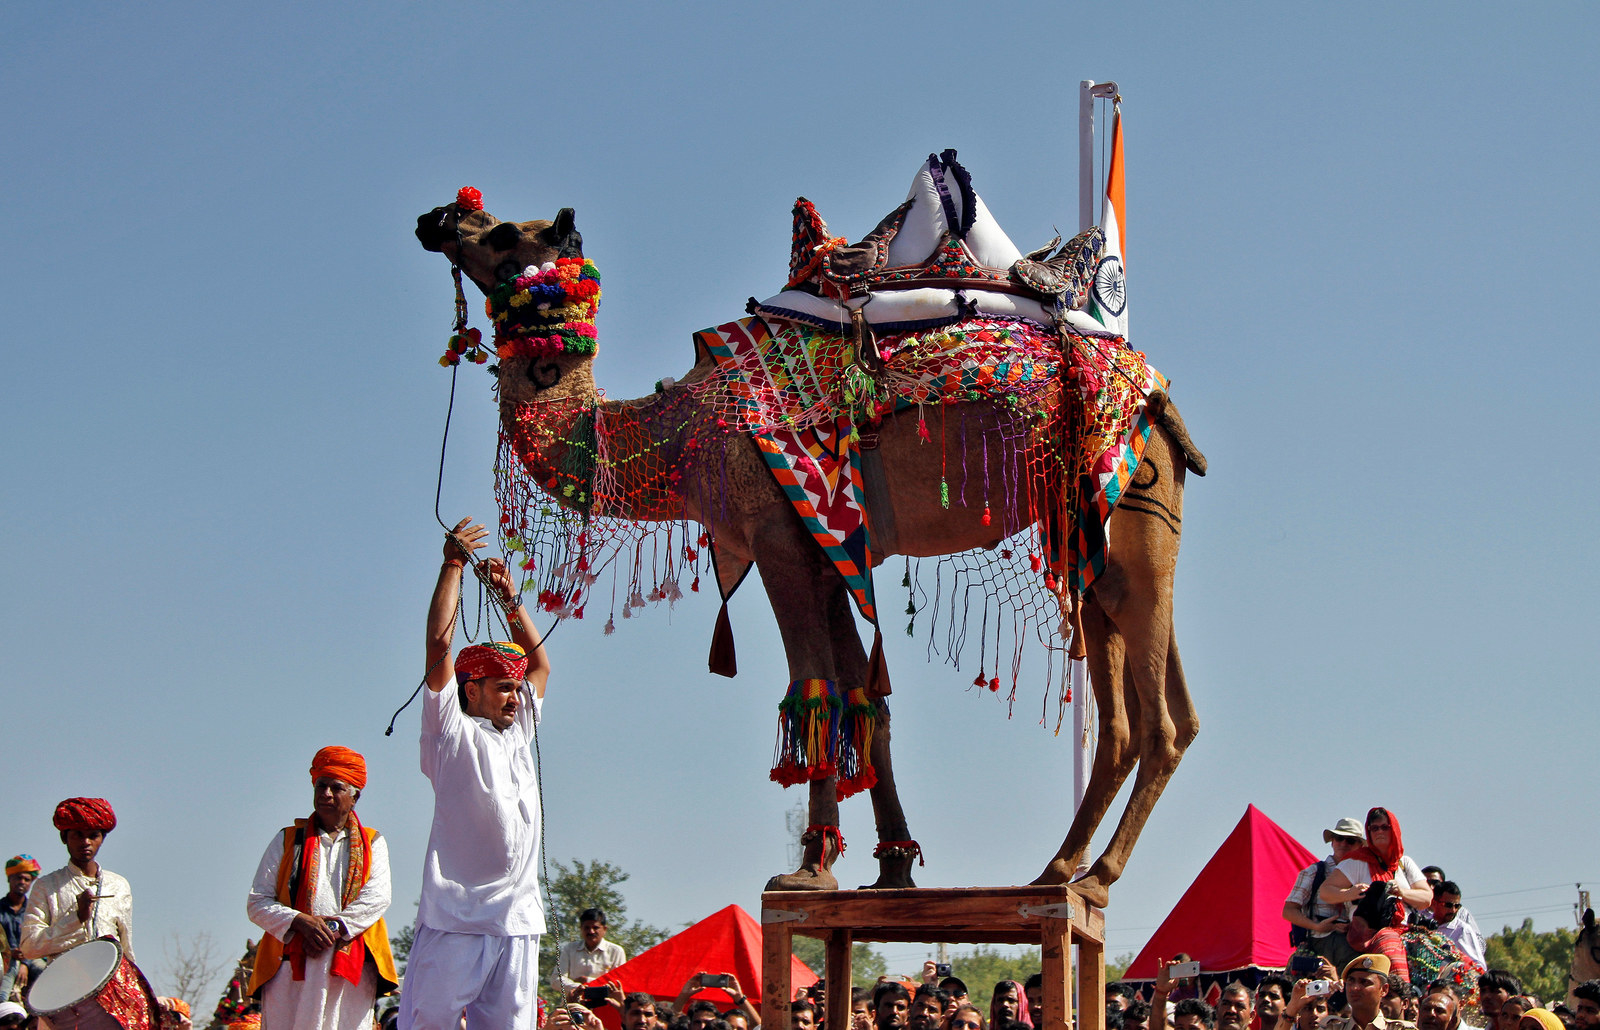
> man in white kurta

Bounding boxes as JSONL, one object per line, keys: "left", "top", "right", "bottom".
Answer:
{"left": 399, "top": 519, "right": 553, "bottom": 1030}
{"left": 248, "top": 747, "right": 394, "bottom": 1030}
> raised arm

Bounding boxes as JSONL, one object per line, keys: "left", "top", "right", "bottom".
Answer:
{"left": 483, "top": 557, "right": 551, "bottom": 699}
{"left": 426, "top": 519, "right": 489, "bottom": 691}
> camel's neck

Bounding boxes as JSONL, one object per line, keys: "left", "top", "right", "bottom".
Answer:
{"left": 502, "top": 389, "right": 692, "bottom": 522}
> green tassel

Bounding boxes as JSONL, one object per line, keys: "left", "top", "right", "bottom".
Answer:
{"left": 940, "top": 479, "right": 950, "bottom": 509}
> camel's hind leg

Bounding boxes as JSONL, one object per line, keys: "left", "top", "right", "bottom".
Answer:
{"left": 1032, "top": 600, "right": 1140, "bottom": 885}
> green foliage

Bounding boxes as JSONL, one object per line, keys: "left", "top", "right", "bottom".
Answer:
{"left": 947, "top": 946, "right": 1042, "bottom": 1012}
{"left": 790, "top": 937, "right": 888, "bottom": 986}
{"left": 537, "top": 859, "right": 670, "bottom": 1007}
{"left": 1107, "top": 953, "right": 1137, "bottom": 982}
{"left": 1484, "top": 919, "right": 1577, "bottom": 1004}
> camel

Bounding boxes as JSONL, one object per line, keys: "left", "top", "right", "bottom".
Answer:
{"left": 1574, "top": 908, "right": 1600, "bottom": 1007}
{"left": 413, "top": 172, "right": 1205, "bottom": 906}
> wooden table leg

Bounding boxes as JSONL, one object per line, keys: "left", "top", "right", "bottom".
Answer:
{"left": 1076, "top": 928, "right": 1104, "bottom": 1030}
{"left": 826, "top": 930, "right": 853, "bottom": 1030}
{"left": 1041, "top": 917, "right": 1072, "bottom": 1030}
{"left": 764, "top": 918, "right": 794, "bottom": 1030}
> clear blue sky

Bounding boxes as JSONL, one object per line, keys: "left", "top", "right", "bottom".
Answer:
{"left": 3, "top": 0, "right": 1595, "bottom": 999}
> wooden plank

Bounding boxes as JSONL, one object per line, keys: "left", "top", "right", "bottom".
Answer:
{"left": 826, "top": 930, "right": 853, "bottom": 1030}
{"left": 759, "top": 889, "right": 1088, "bottom": 935}
{"left": 1075, "top": 926, "right": 1105, "bottom": 1030}
{"left": 1040, "top": 917, "right": 1072, "bottom": 1030}
{"left": 763, "top": 918, "right": 793, "bottom": 1030}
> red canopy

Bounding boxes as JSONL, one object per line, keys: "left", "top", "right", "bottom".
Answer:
{"left": 594, "top": 904, "right": 817, "bottom": 1010}
{"left": 1124, "top": 805, "right": 1318, "bottom": 977}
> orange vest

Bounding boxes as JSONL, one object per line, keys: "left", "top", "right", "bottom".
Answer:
{"left": 248, "top": 820, "right": 398, "bottom": 998}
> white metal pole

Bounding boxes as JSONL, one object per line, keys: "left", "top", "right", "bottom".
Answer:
{"left": 1080, "top": 80, "right": 1119, "bottom": 232}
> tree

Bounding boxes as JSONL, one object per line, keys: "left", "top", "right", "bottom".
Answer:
{"left": 790, "top": 937, "right": 888, "bottom": 986}
{"left": 1107, "top": 953, "right": 1137, "bottom": 982}
{"left": 391, "top": 922, "right": 416, "bottom": 976}
{"left": 161, "top": 930, "right": 229, "bottom": 1012}
{"left": 1485, "top": 919, "right": 1577, "bottom": 1004}
{"left": 539, "top": 858, "right": 670, "bottom": 984}
{"left": 945, "top": 946, "right": 1042, "bottom": 1012}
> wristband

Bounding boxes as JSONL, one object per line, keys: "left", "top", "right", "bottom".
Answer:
{"left": 504, "top": 594, "right": 524, "bottom": 611}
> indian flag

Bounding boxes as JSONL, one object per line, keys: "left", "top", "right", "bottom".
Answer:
{"left": 1089, "top": 106, "right": 1128, "bottom": 338}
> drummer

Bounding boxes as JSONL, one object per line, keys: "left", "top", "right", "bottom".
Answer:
{"left": 20, "top": 798, "right": 133, "bottom": 962}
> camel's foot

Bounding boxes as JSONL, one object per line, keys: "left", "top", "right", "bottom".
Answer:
{"left": 1030, "top": 857, "right": 1077, "bottom": 886}
{"left": 765, "top": 866, "right": 840, "bottom": 892}
{"left": 859, "top": 853, "right": 917, "bottom": 890}
{"left": 1068, "top": 873, "right": 1109, "bottom": 909}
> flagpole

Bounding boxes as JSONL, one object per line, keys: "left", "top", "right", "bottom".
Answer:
{"left": 1080, "top": 80, "right": 1118, "bottom": 232}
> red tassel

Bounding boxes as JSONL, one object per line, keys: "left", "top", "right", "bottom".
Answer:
{"left": 866, "top": 626, "right": 891, "bottom": 697}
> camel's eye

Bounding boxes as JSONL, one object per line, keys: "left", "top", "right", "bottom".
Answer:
{"left": 485, "top": 222, "right": 523, "bottom": 251}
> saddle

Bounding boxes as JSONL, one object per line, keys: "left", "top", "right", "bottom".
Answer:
{"left": 753, "top": 150, "right": 1113, "bottom": 347}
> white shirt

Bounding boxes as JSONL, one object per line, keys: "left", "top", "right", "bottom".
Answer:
{"left": 1334, "top": 855, "right": 1427, "bottom": 916}
{"left": 20, "top": 863, "right": 134, "bottom": 962}
{"left": 246, "top": 821, "right": 392, "bottom": 942}
{"left": 551, "top": 939, "right": 627, "bottom": 991}
{"left": 1436, "top": 907, "right": 1487, "bottom": 968}
{"left": 417, "top": 680, "right": 546, "bottom": 936}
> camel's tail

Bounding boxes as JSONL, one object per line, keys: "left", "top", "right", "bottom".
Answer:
{"left": 1146, "top": 390, "right": 1207, "bottom": 477}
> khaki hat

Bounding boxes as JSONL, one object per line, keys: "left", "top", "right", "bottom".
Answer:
{"left": 1342, "top": 954, "right": 1392, "bottom": 978}
{"left": 1324, "top": 818, "right": 1365, "bottom": 843}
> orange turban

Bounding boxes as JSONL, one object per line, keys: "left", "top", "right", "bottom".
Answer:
{"left": 309, "top": 746, "right": 367, "bottom": 790}
{"left": 53, "top": 797, "right": 117, "bottom": 834}
{"left": 158, "top": 998, "right": 192, "bottom": 1018}
{"left": 455, "top": 641, "right": 528, "bottom": 684}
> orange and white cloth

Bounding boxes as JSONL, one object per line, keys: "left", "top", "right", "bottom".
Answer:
{"left": 1087, "top": 106, "right": 1128, "bottom": 338}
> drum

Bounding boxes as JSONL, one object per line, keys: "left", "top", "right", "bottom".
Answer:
{"left": 28, "top": 938, "right": 153, "bottom": 1030}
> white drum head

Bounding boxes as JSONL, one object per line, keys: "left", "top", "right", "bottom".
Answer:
{"left": 29, "top": 938, "right": 122, "bottom": 1012}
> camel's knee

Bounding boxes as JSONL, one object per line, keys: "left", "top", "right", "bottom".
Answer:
{"left": 1136, "top": 723, "right": 1184, "bottom": 777}
{"left": 1173, "top": 711, "right": 1199, "bottom": 753}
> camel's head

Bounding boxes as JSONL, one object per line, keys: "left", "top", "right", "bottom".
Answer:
{"left": 416, "top": 191, "right": 597, "bottom": 406}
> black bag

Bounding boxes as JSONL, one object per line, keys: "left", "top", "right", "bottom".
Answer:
{"left": 1288, "top": 858, "right": 1329, "bottom": 947}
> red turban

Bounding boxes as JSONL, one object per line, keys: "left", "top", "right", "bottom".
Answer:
{"left": 455, "top": 641, "right": 528, "bottom": 684}
{"left": 310, "top": 746, "right": 367, "bottom": 790}
{"left": 53, "top": 798, "right": 117, "bottom": 834}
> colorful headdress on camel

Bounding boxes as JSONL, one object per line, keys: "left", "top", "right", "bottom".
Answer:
{"left": 53, "top": 797, "right": 117, "bottom": 834}
{"left": 487, "top": 245, "right": 602, "bottom": 361}
{"left": 5, "top": 855, "right": 40, "bottom": 876}
{"left": 310, "top": 746, "right": 368, "bottom": 790}
{"left": 456, "top": 641, "right": 529, "bottom": 684}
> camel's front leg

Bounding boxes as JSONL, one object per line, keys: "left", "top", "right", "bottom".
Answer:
{"left": 755, "top": 511, "right": 849, "bottom": 892}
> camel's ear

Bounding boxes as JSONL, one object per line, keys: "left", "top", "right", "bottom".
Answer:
{"left": 551, "top": 207, "right": 582, "bottom": 258}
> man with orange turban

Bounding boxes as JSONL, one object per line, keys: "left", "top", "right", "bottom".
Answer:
{"left": 2, "top": 855, "right": 42, "bottom": 1001}
{"left": 22, "top": 797, "right": 135, "bottom": 963}
{"left": 247, "top": 746, "right": 395, "bottom": 1029}
{"left": 398, "top": 518, "right": 552, "bottom": 1030}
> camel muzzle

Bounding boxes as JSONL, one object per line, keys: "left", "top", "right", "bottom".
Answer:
{"left": 415, "top": 205, "right": 459, "bottom": 252}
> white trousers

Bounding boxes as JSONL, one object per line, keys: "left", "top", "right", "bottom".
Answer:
{"left": 398, "top": 926, "right": 540, "bottom": 1030}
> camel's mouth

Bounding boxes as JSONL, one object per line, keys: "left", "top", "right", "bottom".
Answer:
{"left": 415, "top": 204, "right": 459, "bottom": 253}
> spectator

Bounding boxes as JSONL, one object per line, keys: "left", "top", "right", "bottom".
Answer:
{"left": 990, "top": 982, "right": 1029, "bottom": 1029}
{"left": 1346, "top": 883, "right": 1479, "bottom": 995}
{"left": 675, "top": 974, "right": 760, "bottom": 1030}
{"left": 1216, "top": 983, "right": 1253, "bottom": 1030}
{"left": 1515, "top": 1011, "right": 1562, "bottom": 1030}
{"left": 1256, "top": 974, "right": 1293, "bottom": 1030}
{"left": 911, "top": 987, "right": 949, "bottom": 1030}
{"left": 623, "top": 993, "right": 661, "bottom": 1030}
{"left": 1320, "top": 809, "right": 1433, "bottom": 917}
{"left": 1122, "top": 1000, "right": 1150, "bottom": 1030}
{"left": 1419, "top": 868, "right": 1446, "bottom": 892}
{"left": 875, "top": 982, "right": 911, "bottom": 1030}
{"left": 793, "top": 999, "right": 819, "bottom": 1030}
{"left": 1428, "top": 883, "right": 1486, "bottom": 970}
{"left": 1, "top": 856, "right": 42, "bottom": 1001}
{"left": 1025, "top": 975, "right": 1046, "bottom": 1020}
{"left": 1415, "top": 988, "right": 1460, "bottom": 1030}
{"left": 1497, "top": 996, "right": 1536, "bottom": 1030}
{"left": 1380, "top": 977, "right": 1408, "bottom": 1021}
{"left": 1105, "top": 1009, "right": 1125, "bottom": 1030}
{"left": 940, "top": 980, "right": 969, "bottom": 1007}
{"left": 685, "top": 1000, "right": 723, "bottom": 1030}
{"left": 1104, "top": 982, "right": 1129, "bottom": 1013}
{"left": 1324, "top": 955, "right": 1394, "bottom": 1030}
{"left": 948, "top": 1004, "right": 986, "bottom": 1030}
{"left": 553, "top": 908, "right": 629, "bottom": 995}
{"left": 1572, "top": 981, "right": 1600, "bottom": 1030}
{"left": 23, "top": 799, "right": 135, "bottom": 966}
{"left": 1479, "top": 972, "right": 1524, "bottom": 1029}
{"left": 1150, "top": 956, "right": 1197, "bottom": 1030}
{"left": 849, "top": 987, "right": 874, "bottom": 1030}
{"left": 1287, "top": 819, "right": 1365, "bottom": 970}
{"left": 1174, "top": 999, "right": 1215, "bottom": 1030}
{"left": 1278, "top": 980, "right": 1331, "bottom": 1030}
{"left": 0, "top": 1002, "right": 24, "bottom": 1030}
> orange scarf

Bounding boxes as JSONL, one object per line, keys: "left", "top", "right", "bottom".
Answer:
{"left": 282, "top": 812, "right": 369, "bottom": 986}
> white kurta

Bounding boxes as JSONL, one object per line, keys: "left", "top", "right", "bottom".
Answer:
{"left": 550, "top": 939, "right": 626, "bottom": 992}
{"left": 20, "top": 863, "right": 134, "bottom": 962}
{"left": 247, "top": 823, "right": 392, "bottom": 1030}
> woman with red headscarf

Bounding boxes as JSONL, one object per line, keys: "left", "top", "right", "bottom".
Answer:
{"left": 1318, "top": 807, "right": 1433, "bottom": 915}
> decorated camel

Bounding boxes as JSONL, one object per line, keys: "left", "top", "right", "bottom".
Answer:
{"left": 414, "top": 153, "right": 1205, "bottom": 905}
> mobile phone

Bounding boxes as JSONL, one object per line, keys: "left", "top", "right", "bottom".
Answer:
{"left": 583, "top": 986, "right": 611, "bottom": 1004}
{"left": 935, "top": 963, "right": 952, "bottom": 978}
{"left": 1305, "top": 981, "right": 1333, "bottom": 998}
{"left": 1288, "top": 954, "right": 1321, "bottom": 976}
{"left": 1167, "top": 961, "right": 1200, "bottom": 979}
{"left": 568, "top": 1007, "right": 589, "bottom": 1024}
{"left": 702, "top": 974, "right": 731, "bottom": 989}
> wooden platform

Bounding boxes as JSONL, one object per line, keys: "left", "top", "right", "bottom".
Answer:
{"left": 760, "top": 886, "right": 1104, "bottom": 1030}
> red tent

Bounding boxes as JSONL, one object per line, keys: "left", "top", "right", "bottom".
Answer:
{"left": 594, "top": 904, "right": 817, "bottom": 1011}
{"left": 1124, "top": 805, "right": 1318, "bottom": 978}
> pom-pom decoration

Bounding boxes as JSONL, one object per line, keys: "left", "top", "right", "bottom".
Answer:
{"left": 455, "top": 186, "right": 484, "bottom": 212}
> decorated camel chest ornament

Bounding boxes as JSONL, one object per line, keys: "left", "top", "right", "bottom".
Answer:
{"left": 415, "top": 153, "right": 1206, "bottom": 904}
